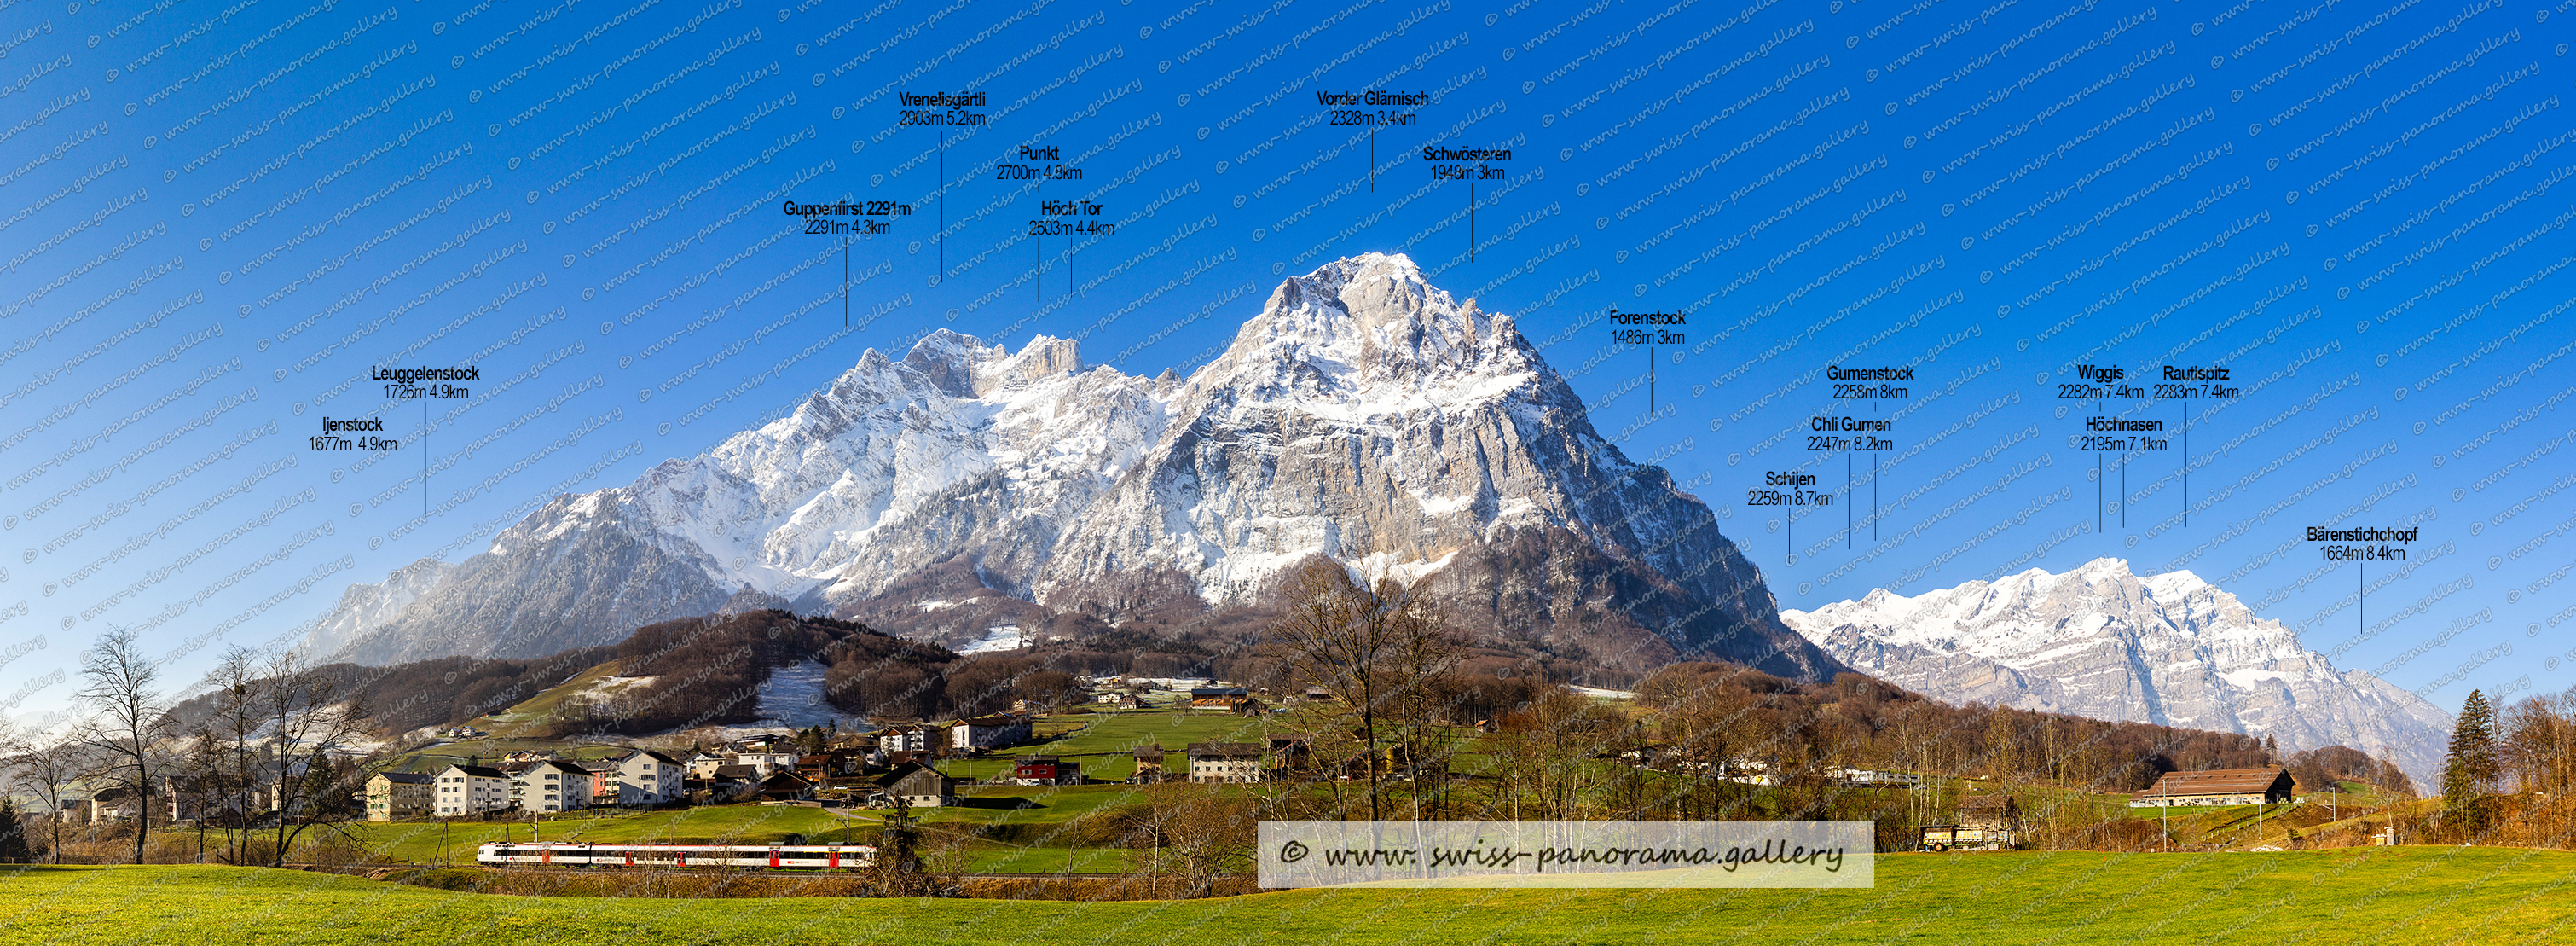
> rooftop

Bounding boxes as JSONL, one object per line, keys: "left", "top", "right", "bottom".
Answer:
{"left": 2139, "top": 767, "right": 2292, "bottom": 798}
{"left": 1188, "top": 741, "right": 1265, "bottom": 758}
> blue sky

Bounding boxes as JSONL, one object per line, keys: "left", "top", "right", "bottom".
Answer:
{"left": 1, "top": 0, "right": 2568, "bottom": 723}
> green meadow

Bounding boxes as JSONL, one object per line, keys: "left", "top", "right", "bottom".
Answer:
{"left": 9, "top": 847, "right": 2576, "bottom": 944}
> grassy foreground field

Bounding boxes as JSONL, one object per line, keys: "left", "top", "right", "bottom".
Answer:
{"left": 9, "top": 847, "right": 2576, "bottom": 944}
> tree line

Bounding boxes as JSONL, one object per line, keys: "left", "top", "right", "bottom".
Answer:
{"left": 2429, "top": 687, "right": 2576, "bottom": 846}
{"left": 1, "top": 629, "right": 373, "bottom": 866}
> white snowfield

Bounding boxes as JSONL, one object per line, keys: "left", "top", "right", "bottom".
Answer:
{"left": 1781, "top": 558, "right": 2452, "bottom": 786}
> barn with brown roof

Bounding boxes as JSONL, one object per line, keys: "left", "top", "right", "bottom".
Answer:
{"left": 2131, "top": 766, "right": 2298, "bottom": 807}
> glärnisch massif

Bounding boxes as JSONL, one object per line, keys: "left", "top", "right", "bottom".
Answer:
{"left": 303, "top": 253, "right": 1829, "bottom": 682}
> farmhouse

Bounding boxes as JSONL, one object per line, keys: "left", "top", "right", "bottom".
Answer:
{"left": 2131, "top": 766, "right": 2298, "bottom": 807}
{"left": 364, "top": 772, "right": 435, "bottom": 821}
{"left": 877, "top": 762, "right": 958, "bottom": 807}
{"left": 755, "top": 771, "right": 818, "bottom": 802}
{"left": 1132, "top": 747, "right": 1168, "bottom": 782}
{"left": 697, "top": 767, "right": 761, "bottom": 804}
{"left": 1268, "top": 734, "right": 1317, "bottom": 776}
{"left": 1014, "top": 756, "right": 1081, "bottom": 786}
{"left": 798, "top": 748, "right": 870, "bottom": 786}
{"left": 83, "top": 788, "right": 145, "bottom": 824}
{"left": 1190, "top": 688, "right": 1261, "bottom": 714}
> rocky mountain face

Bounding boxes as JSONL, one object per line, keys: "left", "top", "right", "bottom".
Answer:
{"left": 316, "top": 253, "right": 1832, "bottom": 680}
{"left": 297, "top": 558, "right": 455, "bottom": 658}
{"left": 1780, "top": 558, "right": 2451, "bottom": 784}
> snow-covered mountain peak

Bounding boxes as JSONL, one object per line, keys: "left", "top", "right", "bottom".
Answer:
{"left": 974, "top": 334, "right": 1084, "bottom": 396}
{"left": 1192, "top": 252, "right": 1544, "bottom": 421}
{"left": 1783, "top": 559, "right": 2449, "bottom": 783}
{"left": 304, "top": 253, "right": 1835, "bottom": 683}
{"left": 857, "top": 328, "right": 1087, "bottom": 398}
{"left": 1786, "top": 559, "right": 2290, "bottom": 657}
{"left": 893, "top": 328, "right": 996, "bottom": 397}
{"left": 1268, "top": 252, "right": 1467, "bottom": 338}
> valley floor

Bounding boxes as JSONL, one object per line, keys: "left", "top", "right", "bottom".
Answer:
{"left": 8, "top": 848, "right": 2575, "bottom": 944}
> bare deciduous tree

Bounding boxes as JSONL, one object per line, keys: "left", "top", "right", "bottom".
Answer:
{"left": 1485, "top": 684, "right": 1619, "bottom": 820}
{"left": 197, "top": 647, "right": 269, "bottom": 863}
{"left": 254, "top": 649, "right": 373, "bottom": 866}
{"left": 2, "top": 728, "right": 87, "bottom": 864}
{"left": 75, "top": 627, "right": 174, "bottom": 865}
{"left": 1140, "top": 781, "right": 1258, "bottom": 897}
{"left": 1265, "top": 560, "right": 1461, "bottom": 821}
{"left": 2504, "top": 688, "right": 2576, "bottom": 797}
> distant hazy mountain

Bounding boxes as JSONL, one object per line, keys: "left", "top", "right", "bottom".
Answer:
{"left": 310, "top": 253, "right": 1834, "bottom": 681}
{"left": 1780, "top": 558, "right": 2450, "bottom": 784}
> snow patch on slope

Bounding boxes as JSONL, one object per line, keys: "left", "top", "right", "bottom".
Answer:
{"left": 755, "top": 661, "right": 839, "bottom": 729}
{"left": 957, "top": 624, "right": 1025, "bottom": 655}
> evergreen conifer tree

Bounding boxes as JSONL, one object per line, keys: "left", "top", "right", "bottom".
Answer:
{"left": 0, "top": 798, "right": 33, "bottom": 862}
{"left": 2442, "top": 689, "right": 2500, "bottom": 838}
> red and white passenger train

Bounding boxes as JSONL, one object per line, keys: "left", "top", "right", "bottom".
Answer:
{"left": 476, "top": 842, "right": 878, "bottom": 869}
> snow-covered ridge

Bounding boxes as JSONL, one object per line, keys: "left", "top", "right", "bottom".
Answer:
{"left": 310, "top": 252, "right": 1812, "bottom": 676}
{"left": 1782, "top": 558, "right": 2452, "bottom": 784}
{"left": 599, "top": 252, "right": 1585, "bottom": 606}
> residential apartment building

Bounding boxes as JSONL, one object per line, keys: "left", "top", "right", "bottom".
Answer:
{"left": 607, "top": 750, "right": 685, "bottom": 805}
{"left": 946, "top": 714, "right": 1032, "bottom": 752}
{"left": 365, "top": 772, "right": 436, "bottom": 821}
{"left": 1186, "top": 742, "right": 1265, "bottom": 783}
{"left": 435, "top": 765, "right": 512, "bottom": 815}
{"left": 512, "top": 759, "right": 593, "bottom": 813}
{"left": 877, "top": 725, "right": 937, "bottom": 758}
{"left": 729, "top": 749, "right": 800, "bottom": 778}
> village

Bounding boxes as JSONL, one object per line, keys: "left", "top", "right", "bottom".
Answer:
{"left": 18, "top": 670, "right": 2418, "bottom": 880}
{"left": 379, "top": 685, "right": 1277, "bottom": 821}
